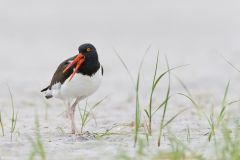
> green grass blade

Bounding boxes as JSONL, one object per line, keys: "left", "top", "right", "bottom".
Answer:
{"left": 91, "top": 96, "right": 108, "bottom": 110}
{"left": 148, "top": 51, "right": 160, "bottom": 134}
{"left": 12, "top": 112, "right": 18, "bottom": 133}
{"left": 114, "top": 49, "right": 135, "bottom": 87}
{"left": 206, "top": 113, "right": 215, "bottom": 142}
{"left": 217, "top": 81, "right": 230, "bottom": 125}
{"left": 158, "top": 56, "right": 171, "bottom": 147}
{"left": 175, "top": 76, "right": 193, "bottom": 97}
{"left": 177, "top": 93, "right": 200, "bottom": 110}
{"left": 134, "top": 70, "right": 141, "bottom": 147}
{"left": 163, "top": 108, "right": 188, "bottom": 128}
{"left": 227, "top": 99, "right": 240, "bottom": 105}
{"left": 222, "top": 55, "right": 240, "bottom": 73}
{"left": 178, "top": 93, "right": 210, "bottom": 121}
{"left": 153, "top": 65, "right": 188, "bottom": 91}
{"left": 0, "top": 112, "right": 4, "bottom": 136}
{"left": 187, "top": 126, "right": 191, "bottom": 143}
{"left": 152, "top": 95, "right": 171, "bottom": 117}
{"left": 144, "top": 109, "right": 150, "bottom": 118}
{"left": 6, "top": 85, "right": 18, "bottom": 141}
{"left": 134, "top": 45, "right": 151, "bottom": 147}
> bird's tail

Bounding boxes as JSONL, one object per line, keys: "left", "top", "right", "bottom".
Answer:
{"left": 41, "top": 86, "right": 49, "bottom": 92}
{"left": 41, "top": 86, "right": 53, "bottom": 99}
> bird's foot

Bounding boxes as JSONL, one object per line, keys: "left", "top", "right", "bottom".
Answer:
{"left": 75, "top": 130, "right": 91, "bottom": 136}
{"left": 77, "top": 131, "right": 96, "bottom": 140}
{"left": 70, "top": 128, "right": 77, "bottom": 134}
{"left": 73, "top": 130, "right": 93, "bottom": 137}
{"left": 70, "top": 128, "right": 84, "bottom": 135}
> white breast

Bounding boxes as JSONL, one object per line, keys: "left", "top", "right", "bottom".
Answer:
{"left": 51, "top": 68, "right": 102, "bottom": 100}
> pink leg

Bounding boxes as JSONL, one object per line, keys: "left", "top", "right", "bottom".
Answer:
{"left": 69, "top": 97, "right": 81, "bottom": 134}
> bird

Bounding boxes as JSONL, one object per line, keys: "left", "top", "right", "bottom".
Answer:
{"left": 41, "top": 43, "right": 103, "bottom": 134}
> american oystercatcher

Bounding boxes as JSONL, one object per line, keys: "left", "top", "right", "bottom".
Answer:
{"left": 41, "top": 43, "right": 103, "bottom": 134}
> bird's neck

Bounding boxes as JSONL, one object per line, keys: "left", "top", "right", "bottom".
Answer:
{"left": 77, "top": 59, "right": 100, "bottom": 76}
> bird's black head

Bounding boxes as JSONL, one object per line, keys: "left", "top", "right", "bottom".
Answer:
{"left": 63, "top": 43, "right": 100, "bottom": 78}
{"left": 78, "top": 43, "right": 96, "bottom": 53}
{"left": 78, "top": 43, "right": 98, "bottom": 60}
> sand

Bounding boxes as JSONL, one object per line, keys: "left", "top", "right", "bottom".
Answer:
{"left": 1, "top": 0, "right": 240, "bottom": 159}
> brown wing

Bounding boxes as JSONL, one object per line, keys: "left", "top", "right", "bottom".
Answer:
{"left": 41, "top": 55, "right": 77, "bottom": 92}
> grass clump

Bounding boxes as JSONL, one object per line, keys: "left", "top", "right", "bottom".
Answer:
{"left": 179, "top": 81, "right": 233, "bottom": 142}
{"left": 78, "top": 97, "right": 106, "bottom": 134}
{"left": 116, "top": 48, "right": 186, "bottom": 146}
{"left": 145, "top": 54, "right": 187, "bottom": 137}
{"left": 217, "top": 121, "right": 240, "bottom": 160}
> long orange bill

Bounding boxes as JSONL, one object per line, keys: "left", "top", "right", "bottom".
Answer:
{"left": 63, "top": 53, "right": 85, "bottom": 81}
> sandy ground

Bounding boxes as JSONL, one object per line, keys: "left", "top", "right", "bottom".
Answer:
{"left": 0, "top": 51, "right": 240, "bottom": 159}
{"left": 1, "top": 0, "right": 240, "bottom": 159}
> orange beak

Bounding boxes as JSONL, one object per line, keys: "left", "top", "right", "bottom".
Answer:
{"left": 63, "top": 53, "right": 85, "bottom": 81}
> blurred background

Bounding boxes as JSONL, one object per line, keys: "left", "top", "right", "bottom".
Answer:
{"left": 1, "top": 0, "right": 240, "bottom": 99}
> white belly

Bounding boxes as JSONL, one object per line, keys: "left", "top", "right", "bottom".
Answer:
{"left": 52, "top": 69, "right": 102, "bottom": 100}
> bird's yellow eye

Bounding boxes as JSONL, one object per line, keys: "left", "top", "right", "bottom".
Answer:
{"left": 86, "top": 48, "right": 91, "bottom": 52}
